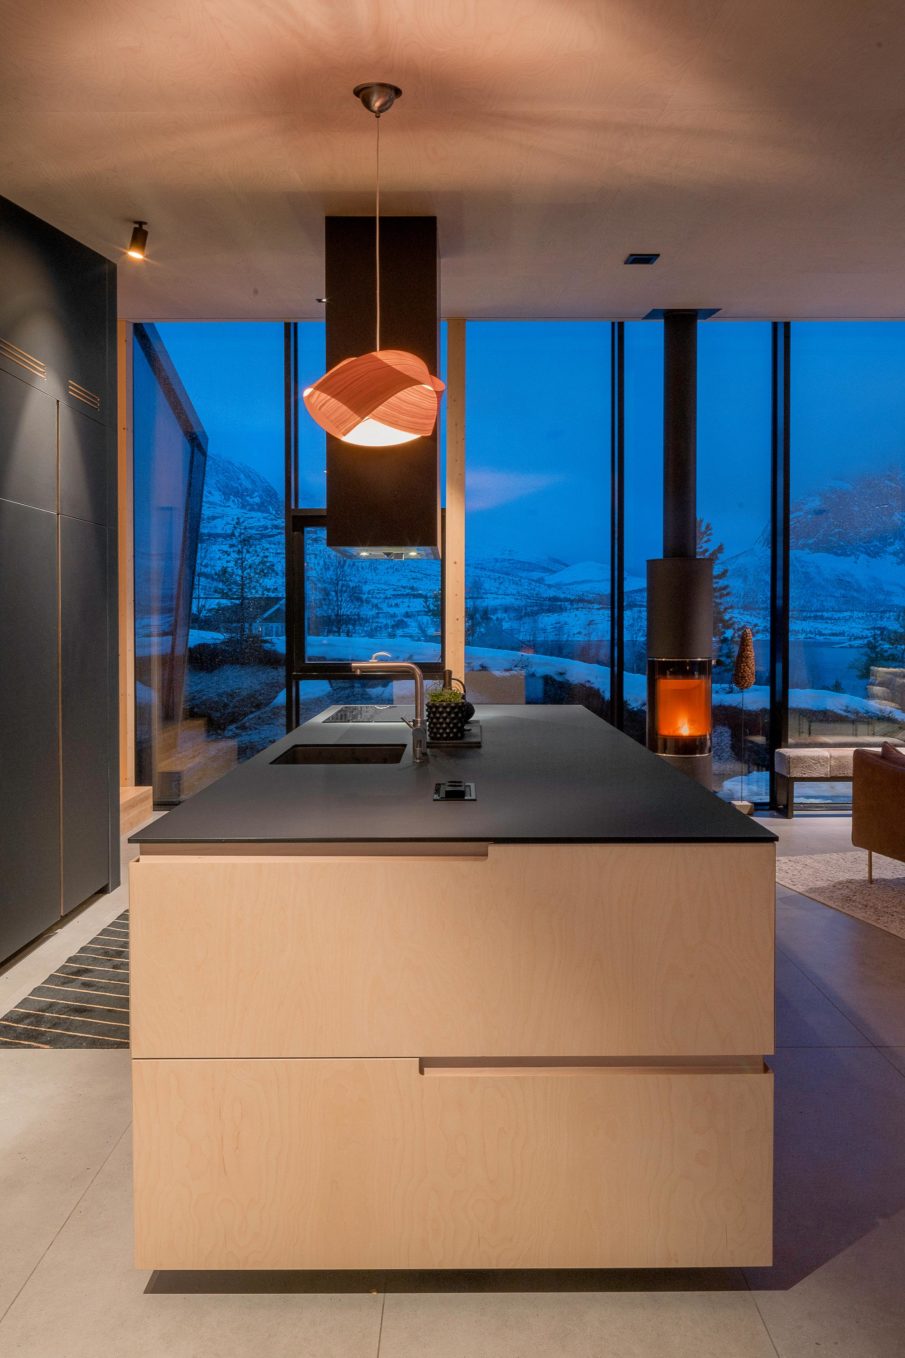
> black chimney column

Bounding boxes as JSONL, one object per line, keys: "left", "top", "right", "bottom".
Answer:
{"left": 663, "top": 310, "right": 698, "bottom": 559}
{"left": 646, "top": 310, "right": 714, "bottom": 788}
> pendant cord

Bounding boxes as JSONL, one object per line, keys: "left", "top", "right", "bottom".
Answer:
{"left": 375, "top": 113, "right": 381, "bottom": 352}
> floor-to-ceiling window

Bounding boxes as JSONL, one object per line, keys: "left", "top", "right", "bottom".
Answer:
{"left": 463, "top": 322, "right": 612, "bottom": 710}
{"left": 698, "top": 322, "right": 773, "bottom": 802}
{"left": 788, "top": 322, "right": 905, "bottom": 800}
{"left": 133, "top": 314, "right": 905, "bottom": 809}
{"left": 133, "top": 323, "right": 285, "bottom": 803}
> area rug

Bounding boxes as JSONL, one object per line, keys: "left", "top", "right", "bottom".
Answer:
{"left": 776, "top": 852, "right": 905, "bottom": 940}
{"left": 0, "top": 912, "right": 129, "bottom": 1048}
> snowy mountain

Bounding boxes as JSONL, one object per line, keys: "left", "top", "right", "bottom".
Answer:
{"left": 193, "top": 453, "right": 285, "bottom": 611}
{"left": 202, "top": 455, "right": 283, "bottom": 519}
{"left": 791, "top": 466, "right": 905, "bottom": 559}
{"left": 724, "top": 466, "right": 905, "bottom": 631}
{"left": 189, "top": 452, "right": 903, "bottom": 671}
{"left": 725, "top": 541, "right": 905, "bottom": 620}
{"left": 546, "top": 561, "right": 608, "bottom": 590}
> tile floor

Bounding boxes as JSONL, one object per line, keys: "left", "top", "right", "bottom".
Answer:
{"left": 2, "top": 813, "right": 905, "bottom": 1356}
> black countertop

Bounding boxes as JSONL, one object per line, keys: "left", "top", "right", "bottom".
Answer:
{"left": 132, "top": 705, "right": 776, "bottom": 846}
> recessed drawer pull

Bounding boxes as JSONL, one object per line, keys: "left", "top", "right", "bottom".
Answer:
{"left": 419, "top": 1056, "right": 767, "bottom": 1077}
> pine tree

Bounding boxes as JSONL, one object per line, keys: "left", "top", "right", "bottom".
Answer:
{"left": 213, "top": 520, "right": 273, "bottom": 649}
{"left": 696, "top": 518, "right": 736, "bottom": 663}
{"left": 856, "top": 619, "right": 905, "bottom": 680}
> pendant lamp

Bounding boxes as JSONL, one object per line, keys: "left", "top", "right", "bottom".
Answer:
{"left": 303, "top": 83, "right": 445, "bottom": 447}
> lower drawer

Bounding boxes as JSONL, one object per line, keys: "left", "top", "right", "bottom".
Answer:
{"left": 133, "top": 1058, "right": 773, "bottom": 1270}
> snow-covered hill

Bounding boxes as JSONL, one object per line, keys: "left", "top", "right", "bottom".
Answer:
{"left": 192, "top": 453, "right": 284, "bottom": 612}
{"left": 791, "top": 466, "right": 905, "bottom": 559}
{"left": 189, "top": 452, "right": 903, "bottom": 667}
{"left": 202, "top": 455, "right": 283, "bottom": 519}
{"left": 725, "top": 542, "right": 905, "bottom": 622}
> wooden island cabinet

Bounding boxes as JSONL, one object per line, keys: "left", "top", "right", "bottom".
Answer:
{"left": 130, "top": 707, "right": 775, "bottom": 1270}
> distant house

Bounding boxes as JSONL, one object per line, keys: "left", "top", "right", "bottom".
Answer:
{"left": 202, "top": 596, "right": 283, "bottom": 637}
{"left": 255, "top": 598, "right": 285, "bottom": 640}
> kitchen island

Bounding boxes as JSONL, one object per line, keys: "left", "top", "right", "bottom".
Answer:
{"left": 130, "top": 705, "right": 776, "bottom": 1270}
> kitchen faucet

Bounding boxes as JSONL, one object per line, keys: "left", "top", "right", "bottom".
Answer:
{"left": 350, "top": 652, "right": 428, "bottom": 763}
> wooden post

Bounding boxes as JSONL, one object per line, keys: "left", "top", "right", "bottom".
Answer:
{"left": 444, "top": 319, "right": 466, "bottom": 679}
{"left": 117, "top": 320, "right": 135, "bottom": 786}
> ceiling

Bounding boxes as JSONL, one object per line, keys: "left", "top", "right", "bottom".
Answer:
{"left": 2, "top": 0, "right": 905, "bottom": 320}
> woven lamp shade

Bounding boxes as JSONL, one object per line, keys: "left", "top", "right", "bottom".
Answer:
{"left": 303, "top": 348, "right": 445, "bottom": 447}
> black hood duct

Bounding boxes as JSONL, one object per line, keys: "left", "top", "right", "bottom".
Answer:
{"left": 323, "top": 215, "right": 440, "bottom": 559}
{"left": 646, "top": 310, "right": 714, "bottom": 788}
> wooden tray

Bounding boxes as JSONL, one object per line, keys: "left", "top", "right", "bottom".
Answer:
{"left": 427, "top": 721, "right": 483, "bottom": 749}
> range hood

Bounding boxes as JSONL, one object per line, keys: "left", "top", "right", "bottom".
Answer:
{"left": 324, "top": 215, "right": 441, "bottom": 559}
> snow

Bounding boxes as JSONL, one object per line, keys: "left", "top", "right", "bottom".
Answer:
{"left": 189, "top": 628, "right": 227, "bottom": 646}
{"left": 306, "top": 636, "right": 441, "bottom": 663}
{"left": 718, "top": 771, "right": 770, "bottom": 803}
{"left": 292, "top": 680, "right": 333, "bottom": 700}
{"left": 713, "top": 682, "right": 905, "bottom": 722}
{"left": 170, "top": 450, "right": 905, "bottom": 774}
{"left": 545, "top": 561, "right": 610, "bottom": 590}
{"left": 719, "top": 771, "right": 852, "bottom": 804}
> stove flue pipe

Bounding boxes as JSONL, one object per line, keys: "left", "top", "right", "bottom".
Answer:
{"left": 646, "top": 309, "right": 715, "bottom": 788}
{"left": 663, "top": 310, "right": 698, "bottom": 559}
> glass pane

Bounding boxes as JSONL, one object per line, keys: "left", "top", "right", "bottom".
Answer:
{"left": 789, "top": 323, "right": 905, "bottom": 803}
{"left": 297, "top": 675, "right": 421, "bottom": 724}
{"left": 298, "top": 320, "right": 327, "bottom": 506}
{"left": 133, "top": 323, "right": 286, "bottom": 803}
{"left": 698, "top": 323, "right": 773, "bottom": 803}
{"left": 623, "top": 321, "right": 663, "bottom": 741}
{"left": 301, "top": 526, "right": 442, "bottom": 666}
{"left": 464, "top": 321, "right": 611, "bottom": 711}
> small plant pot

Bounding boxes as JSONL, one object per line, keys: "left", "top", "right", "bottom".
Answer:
{"left": 427, "top": 702, "right": 468, "bottom": 742}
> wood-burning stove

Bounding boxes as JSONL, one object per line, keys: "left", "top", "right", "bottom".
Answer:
{"left": 645, "top": 307, "right": 715, "bottom": 787}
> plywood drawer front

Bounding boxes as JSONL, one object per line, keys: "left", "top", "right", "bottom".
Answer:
{"left": 130, "top": 843, "right": 774, "bottom": 1059}
{"left": 133, "top": 1057, "right": 773, "bottom": 1270}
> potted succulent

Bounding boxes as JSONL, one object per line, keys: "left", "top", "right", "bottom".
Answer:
{"left": 427, "top": 684, "right": 470, "bottom": 742}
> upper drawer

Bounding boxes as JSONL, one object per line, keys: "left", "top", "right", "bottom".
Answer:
{"left": 130, "top": 842, "right": 775, "bottom": 1059}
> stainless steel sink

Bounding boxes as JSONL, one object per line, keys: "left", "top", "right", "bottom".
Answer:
{"left": 271, "top": 743, "right": 407, "bottom": 765}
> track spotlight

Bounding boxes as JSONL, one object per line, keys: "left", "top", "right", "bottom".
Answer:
{"left": 126, "top": 221, "right": 148, "bottom": 260}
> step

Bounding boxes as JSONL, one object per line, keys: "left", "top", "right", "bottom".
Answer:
{"left": 120, "top": 785, "right": 154, "bottom": 836}
{"left": 156, "top": 718, "right": 210, "bottom": 762}
{"left": 156, "top": 739, "right": 238, "bottom": 804}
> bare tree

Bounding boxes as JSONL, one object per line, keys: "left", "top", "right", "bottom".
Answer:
{"left": 214, "top": 520, "right": 274, "bottom": 646}
{"left": 316, "top": 551, "right": 363, "bottom": 636}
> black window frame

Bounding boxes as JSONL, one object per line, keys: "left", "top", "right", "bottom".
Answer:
{"left": 282, "top": 317, "right": 893, "bottom": 809}
{"left": 286, "top": 507, "right": 447, "bottom": 729}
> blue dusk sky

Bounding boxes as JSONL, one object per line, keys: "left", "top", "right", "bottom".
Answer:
{"left": 155, "top": 319, "right": 905, "bottom": 575}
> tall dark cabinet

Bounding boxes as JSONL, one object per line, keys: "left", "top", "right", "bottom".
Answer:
{"left": 0, "top": 195, "right": 119, "bottom": 961}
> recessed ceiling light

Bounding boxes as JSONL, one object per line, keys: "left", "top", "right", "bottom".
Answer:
{"left": 624, "top": 252, "right": 660, "bottom": 266}
{"left": 316, "top": 297, "right": 328, "bottom": 303}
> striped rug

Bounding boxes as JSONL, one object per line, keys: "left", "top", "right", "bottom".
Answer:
{"left": 0, "top": 912, "right": 129, "bottom": 1048}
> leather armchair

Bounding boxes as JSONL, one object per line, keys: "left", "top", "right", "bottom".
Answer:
{"left": 852, "top": 748, "right": 905, "bottom": 882}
